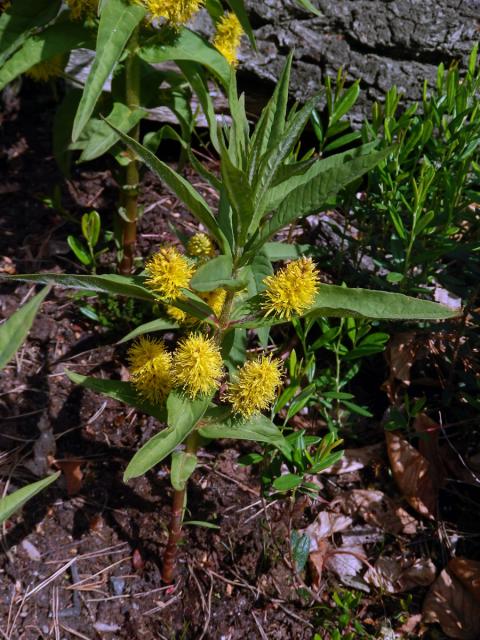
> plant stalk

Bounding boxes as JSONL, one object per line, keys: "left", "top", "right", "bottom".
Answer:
{"left": 119, "top": 26, "right": 140, "bottom": 275}
{"left": 162, "top": 288, "right": 237, "bottom": 583}
{"left": 161, "top": 430, "right": 200, "bottom": 584}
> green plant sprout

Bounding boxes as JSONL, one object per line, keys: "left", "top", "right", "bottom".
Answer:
{"left": 6, "top": 57, "right": 459, "bottom": 584}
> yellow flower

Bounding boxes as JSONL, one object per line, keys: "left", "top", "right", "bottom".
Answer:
{"left": 201, "top": 288, "right": 226, "bottom": 319}
{"left": 262, "top": 257, "right": 320, "bottom": 320}
{"left": 128, "top": 336, "right": 173, "bottom": 404}
{"left": 66, "top": 0, "right": 97, "bottom": 20}
{"left": 173, "top": 333, "right": 223, "bottom": 398}
{"left": 138, "top": 0, "right": 203, "bottom": 25}
{"left": 145, "top": 247, "right": 194, "bottom": 301}
{"left": 212, "top": 12, "right": 244, "bottom": 66}
{"left": 226, "top": 355, "right": 283, "bottom": 419}
{"left": 25, "top": 55, "right": 64, "bottom": 82}
{"left": 166, "top": 302, "right": 189, "bottom": 325}
{"left": 187, "top": 233, "right": 215, "bottom": 259}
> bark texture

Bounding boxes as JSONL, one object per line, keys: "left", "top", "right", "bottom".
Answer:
{"left": 235, "top": 0, "right": 479, "bottom": 121}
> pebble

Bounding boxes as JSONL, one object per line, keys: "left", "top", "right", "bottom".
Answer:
{"left": 21, "top": 540, "right": 41, "bottom": 561}
{"left": 110, "top": 576, "right": 125, "bottom": 596}
{"left": 93, "top": 622, "right": 121, "bottom": 632}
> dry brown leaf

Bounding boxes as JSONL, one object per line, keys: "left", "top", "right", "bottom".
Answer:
{"left": 413, "top": 413, "right": 447, "bottom": 490}
{"left": 57, "top": 459, "right": 83, "bottom": 496}
{"left": 386, "top": 430, "right": 437, "bottom": 518}
{"left": 337, "top": 489, "right": 418, "bottom": 535}
{"left": 323, "top": 443, "right": 384, "bottom": 475}
{"left": 383, "top": 332, "right": 419, "bottom": 401}
{"left": 303, "top": 511, "right": 352, "bottom": 546}
{"left": 423, "top": 565, "right": 480, "bottom": 639}
{"left": 449, "top": 558, "right": 480, "bottom": 604}
{"left": 365, "top": 556, "right": 436, "bottom": 593}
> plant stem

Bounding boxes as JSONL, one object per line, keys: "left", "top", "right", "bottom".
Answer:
{"left": 162, "top": 430, "right": 200, "bottom": 584}
{"left": 162, "top": 289, "right": 236, "bottom": 583}
{"left": 119, "top": 26, "right": 140, "bottom": 275}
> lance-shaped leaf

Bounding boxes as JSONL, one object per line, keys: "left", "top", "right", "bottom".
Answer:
{"left": 233, "top": 283, "right": 459, "bottom": 329}
{"left": 199, "top": 413, "right": 291, "bottom": 457}
{"left": 190, "top": 255, "right": 245, "bottom": 292}
{"left": 72, "top": 0, "right": 146, "bottom": 141}
{"left": 0, "top": 286, "right": 50, "bottom": 370}
{"left": 76, "top": 103, "right": 146, "bottom": 162}
{"left": 171, "top": 451, "right": 197, "bottom": 491}
{"left": 245, "top": 146, "right": 392, "bottom": 256}
{"left": 0, "top": 20, "right": 93, "bottom": 90}
{"left": 124, "top": 391, "right": 210, "bottom": 481}
{"left": 118, "top": 318, "right": 179, "bottom": 344}
{"left": 0, "top": 0, "right": 61, "bottom": 66}
{"left": 0, "top": 472, "right": 60, "bottom": 525}
{"left": 66, "top": 371, "right": 167, "bottom": 422}
{"left": 104, "top": 121, "right": 229, "bottom": 251}
{"left": 4, "top": 273, "right": 155, "bottom": 301}
{"left": 139, "top": 27, "right": 231, "bottom": 89}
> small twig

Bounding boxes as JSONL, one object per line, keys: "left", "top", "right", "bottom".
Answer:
{"left": 252, "top": 611, "right": 269, "bottom": 640}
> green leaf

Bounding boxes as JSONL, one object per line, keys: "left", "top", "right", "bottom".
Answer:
{"left": 0, "top": 19, "right": 93, "bottom": 90}
{"left": 290, "top": 530, "right": 311, "bottom": 571}
{"left": 263, "top": 242, "right": 313, "bottom": 261}
{"left": 177, "top": 61, "right": 220, "bottom": 152}
{"left": 294, "top": 0, "right": 322, "bottom": 16}
{"left": 261, "top": 141, "right": 383, "bottom": 217}
{"left": 171, "top": 451, "right": 197, "bottom": 490}
{"left": 330, "top": 81, "right": 360, "bottom": 126}
{"left": 273, "top": 473, "right": 303, "bottom": 491}
{"left": 118, "top": 318, "right": 179, "bottom": 343}
{"left": 254, "top": 93, "right": 321, "bottom": 210}
{"left": 67, "top": 236, "right": 91, "bottom": 265}
{"left": 0, "top": 286, "right": 50, "bottom": 370}
{"left": 139, "top": 27, "right": 231, "bottom": 89}
{"left": 5, "top": 273, "right": 155, "bottom": 301}
{"left": 249, "top": 146, "right": 392, "bottom": 253}
{"left": 72, "top": 0, "right": 146, "bottom": 141}
{"left": 124, "top": 391, "right": 210, "bottom": 480}
{"left": 0, "top": 472, "right": 60, "bottom": 525}
{"left": 183, "top": 520, "right": 220, "bottom": 529}
{"left": 77, "top": 103, "right": 145, "bottom": 162}
{"left": 248, "top": 53, "right": 293, "bottom": 181}
{"left": 0, "top": 0, "right": 61, "bottom": 67}
{"left": 199, "top": 414, "right": 290, "bottom": 456}
{"left": 190, "top": 255, "right": 237, "bottom": 292}
{"left": 66, "top": 371, "right": 167, "bottom": 422}
{"left": 307, "top": 284, "right": 460, "bottom": 321}
{"left": 104, "top": 121, "right": 228, "bottom": 250}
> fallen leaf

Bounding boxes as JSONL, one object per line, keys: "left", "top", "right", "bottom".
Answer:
{"left": 57, "top": 459, "right": 83, "bottom": 496}
{"left": 323, "top": 443, "right": 384, "bottom": 475}
{"left": 304, "top": 511, "right": 352, "bottom": 546}
{"left": 423, "top": 564, "right": 480, "bottom": 639}
{"left": 365, "top": 556, "right": 436, "bottom": 593}
{"left": 384, "top": 332, "right": 420, "bottom": 401}
{"left": 386, "top": 431, "right": 437, "bottom": 518}
{"left": 413, "top": 413, "right": 446, "bottom": 490}
{"left": 449, "top": 558, "right": 480, "bottom": 604}
{"left": 324, "top": 544, "right": 366, "bottom": 579}
{"left": 337, "top": 489, "right": 418, "bottom": 535}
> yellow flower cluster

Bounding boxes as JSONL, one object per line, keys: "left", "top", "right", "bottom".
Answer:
{"left": 226, "top": 355, "right": 283, "bottom": 419}
{"left": 128, "top": 336, "right": 173, "bottom": 404}
{"left": 145, "top": 247, "right": 194, "bottom": 301}
{"left": 128, "top": 333, "right": 223, "bottom": 402}
{"left": 173, "top": 333, "right": 223, "bottom": 397}
{"left": 187, "top": 233, "right": 215, "bottom": 259}
{"left": 262, "top": 257, "right": 320, "bottom": 320}
{"left": 137, "top": 0, "right": 203, "bottom": 25}
{"left": 66, "top": 0, "right": 98, "bottom": 20}
{"left": 212, "top": 12, "right": 244, "bottom": 66}
{"left": 25, "top": 56, "right": 64, "bottom": 82}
